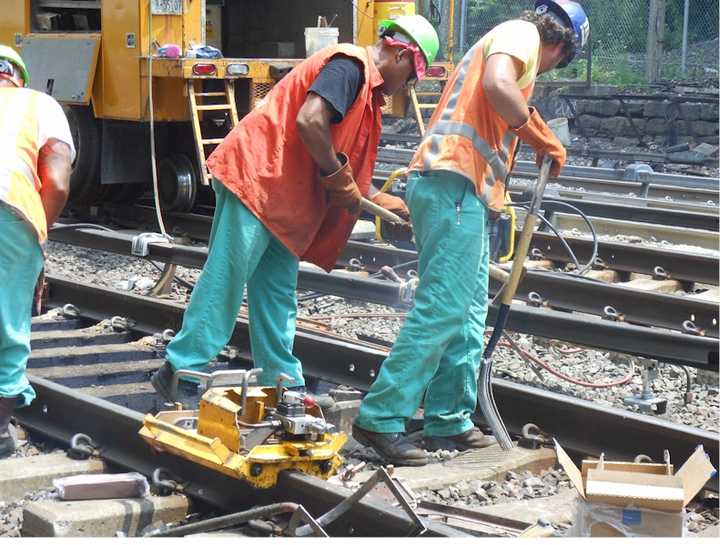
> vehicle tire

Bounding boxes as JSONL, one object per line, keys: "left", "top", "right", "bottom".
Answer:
{"left": 158, "top": 153, "right": 197, "bottom": 212}
{"left": 64, "top": 105, "right": 104, "bottom": 205}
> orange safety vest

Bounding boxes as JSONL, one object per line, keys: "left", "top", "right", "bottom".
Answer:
{"left": 0, "top": 87, "right": 47, "bottom": 243}
{"left": 408, "top": 35, "right": 537, "bottom": 212}
{"left": 207, "top": 44, "right": 384, "bottom": 272}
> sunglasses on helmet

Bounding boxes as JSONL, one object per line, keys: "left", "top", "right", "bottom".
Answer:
{"left": 0, "top": 59, "right": 18, "bottom": 79}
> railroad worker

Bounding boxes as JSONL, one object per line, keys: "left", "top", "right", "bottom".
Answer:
{"left": 151, "top": 16, "right": 440, "bottom": 405}
{"left": 0, "top": 45, "right": 74, "bottom": 457}
{"left": 353, "top": 1, "right": 590, "bottom": 466}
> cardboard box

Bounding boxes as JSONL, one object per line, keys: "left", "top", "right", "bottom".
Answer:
{"left": 555, "top": 440, "right": 717, "bottom": 537}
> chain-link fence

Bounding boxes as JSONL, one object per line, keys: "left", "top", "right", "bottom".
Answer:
{"left": 456, "top": 0, "right": 719, "bottom": 84}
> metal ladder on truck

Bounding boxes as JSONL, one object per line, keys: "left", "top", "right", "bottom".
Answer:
{"left": 187, "top": 80, "right": 240, "bottom": 185}
{"left": 409, "top": 76, "right": 450, "bottom": 136}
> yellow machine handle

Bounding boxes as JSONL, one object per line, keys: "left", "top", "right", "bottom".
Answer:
{"left": 498, "top": 193, "right": 517, "bottom": 263}
{"left": 374, "top": 168, "right": 408, "bottom": 242}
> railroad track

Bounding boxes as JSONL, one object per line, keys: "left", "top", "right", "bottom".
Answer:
{"left": 52, "top": 206, "right": 719, "bottom": 370}
{"left": 12, "top": 295, "right": 466, "bottom": 538}
{"left": 19, "top": 277, "right": 720, "bottom": 478}
{"left": 6, "top": 264, "right": 716, "bottom": 535}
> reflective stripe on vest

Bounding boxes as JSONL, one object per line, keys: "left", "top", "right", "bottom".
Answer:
{"left": 419, "top": 40, "right": 519, "bottom": 188}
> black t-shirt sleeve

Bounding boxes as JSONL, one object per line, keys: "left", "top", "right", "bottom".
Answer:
{"left": 308, "top": 55, "right": 364, "bottom": 124}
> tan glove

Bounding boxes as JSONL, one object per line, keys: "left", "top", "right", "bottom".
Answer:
{"left": 511, "top": 107, "right": 567, "bottom": 177}
{"left": 320, "top": 153, "right": 362, "bottom": 213}
{"left": 370, "top": 192, "right": 410, "bottom": 221}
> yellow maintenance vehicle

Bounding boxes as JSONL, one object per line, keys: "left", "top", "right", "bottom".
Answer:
{"left": 139, "top": 369, "right": 347, "bottom": 488}
{"left": 1, "top": 1, "right": 454, "bottom": 212}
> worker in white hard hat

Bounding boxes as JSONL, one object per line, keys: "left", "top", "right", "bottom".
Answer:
{"left": 0, "top": 45, "right": 75, "bottom": 458}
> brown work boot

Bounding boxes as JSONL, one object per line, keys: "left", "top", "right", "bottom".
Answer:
{"left": 0, "top": 397, "right": 18, "bottom": 458}
{"left": 352, "top": 424, "right": 428, "bottom": 466}
{"left": 423, "top": 428, "right": 497, "bottom": 452}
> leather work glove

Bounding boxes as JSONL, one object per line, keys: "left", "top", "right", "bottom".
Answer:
{"left": 370, "top": 192, "right": 410, "bottom": 221}
{"left": 320, "top": 153, "right": 362, "bottom": 213}
{"left": 510, "top": 107, "right": 567, "bottom": 178}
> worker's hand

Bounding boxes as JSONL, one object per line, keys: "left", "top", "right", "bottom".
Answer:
{"left": 510, "top": 108, "right": 566, "bottom": 178}
{"left": 382, "top": 220, "right": 414, "bottom": 242}
{"left": 370, "top": 192, "right": 410, "bottom": 221}
{"left": 320, "top": 153, "right": 362, "bottom": 213}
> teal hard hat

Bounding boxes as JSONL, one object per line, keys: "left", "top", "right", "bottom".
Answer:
{"left": 0, "top": 45, "right": 29, "bottom": 87}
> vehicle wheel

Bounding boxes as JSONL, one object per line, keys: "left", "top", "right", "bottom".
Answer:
{"left": 158, "top": 153, "right": 197, "bottom": 212}
{"left": 63, "top": 105, "right": 104, "bottom": 205}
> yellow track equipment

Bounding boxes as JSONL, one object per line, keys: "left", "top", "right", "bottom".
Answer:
{"left": 139, "top": 369, "right": 346, "bottom": 489}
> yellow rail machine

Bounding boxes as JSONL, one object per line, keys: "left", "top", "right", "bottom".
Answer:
{"left": 139, "top": 369, "right": 347, "bottom": 488}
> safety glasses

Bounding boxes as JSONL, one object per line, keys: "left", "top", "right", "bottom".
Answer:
{"left": 0, "top": 59, "right": 17, "bottom": 79}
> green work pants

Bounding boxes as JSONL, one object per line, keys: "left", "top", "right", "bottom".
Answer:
{"left": 165, "top": 180, "right": 304, "bottom": 387}
{"left": 0, "top": 205, "right": 44, "bottom": 407}
{"left": 356, "top": 171, "right": 490, "bottom": 437}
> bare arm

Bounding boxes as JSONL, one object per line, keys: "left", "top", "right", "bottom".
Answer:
{"left": 296, "top": 92, "right": 344, "bottom": 175}
{"left": 482, "top": 53, "right": 530, "bottom": 128}
{"left": 37, "top": 138, "right": 72, "bottom": 230}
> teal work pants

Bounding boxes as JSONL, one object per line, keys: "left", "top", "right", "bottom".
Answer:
{"left": 355, "top": 171, "right": 490, "bottom": 437}
{"left": 165, "top": 180, "right": 304, "bottom": 387}
{"left": 0, "top": 205, "right": 44, "bottom": 407}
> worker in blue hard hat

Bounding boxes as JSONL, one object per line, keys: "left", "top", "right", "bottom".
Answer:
{"left": 353, "top": 1, "right": 589, "bottom": 466}
{"left": 0, "top": 45, "right": 75, "bottom": 457}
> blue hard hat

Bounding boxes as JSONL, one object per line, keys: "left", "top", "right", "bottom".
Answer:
{"left": 534, "top": 0, "right": 590, "bottom": 67}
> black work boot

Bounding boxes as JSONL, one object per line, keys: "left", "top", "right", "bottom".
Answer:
{"left": 423, "top": 428, "right": 497, "bottom": 452}
{"left": 0, "top": 397, "right": 18, "bottom": 458}
{"left": 352, "top": 424, "right": 428, "bottom": 466}
{"left": 151, "top": 361, "right": 201, "bottom": 408}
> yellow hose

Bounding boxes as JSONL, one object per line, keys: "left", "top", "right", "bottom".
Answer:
{"left": 374, "top": 168, "right": 407, "bottom": 242}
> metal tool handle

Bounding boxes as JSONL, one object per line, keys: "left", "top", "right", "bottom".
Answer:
{"left": 170, "top": 368, "right": 262, "bottom": 404}
{"left": 359, "top": 197, "right": 407, "bottom": 225}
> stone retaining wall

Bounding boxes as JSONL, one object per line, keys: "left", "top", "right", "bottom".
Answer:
{"left": 531, "top": 85, "right": 719, "bottom": 145}
{"left": 574, "top": 99, "right": 719, "bottom": 144}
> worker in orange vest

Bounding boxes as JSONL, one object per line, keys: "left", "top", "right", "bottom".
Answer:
{"left": 354, "top": 1, "right": 590, "bottom": 466}
{"left": 0, "top": 45, "right": 74, "bottom": 457}
{"left": 151, "top": 17, "right": 440, "bottom": 413}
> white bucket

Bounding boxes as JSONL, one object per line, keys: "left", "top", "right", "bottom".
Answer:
{"left": 305, "top": 27, "right": 339, "bottom": 57}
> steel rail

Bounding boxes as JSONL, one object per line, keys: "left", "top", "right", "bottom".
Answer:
{"left": 46, "top": 263, "right": 716, "bottom": 371}
{"left": 93, "top": 206, "right": 717, "bottom": 285}
{"left": 16, "top": 377, "right": 462, "bottom": 537}
{"left": 376, "top": 147, "right": 719, "bottom": 191}
{"left": 508, "top": 177, "right": 717, "bottom": 205}
{"left": 526, "top": 194, "right": 718, "bottom": 232}
{"left": 340, "top": 236, "right": 720, "bottom": 286}
{"left": 39, "top": 277, "right": 719, "bottom": 487}
{"left": 49, "top": 228, "right": 720, "bottom": 340}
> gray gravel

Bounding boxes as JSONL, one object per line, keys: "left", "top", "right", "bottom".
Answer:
{"left": 45, "top": 240, "right": 719, "bottom": 432}
{"left": 297, "top": 293, "right": 718, "bottom": 433}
